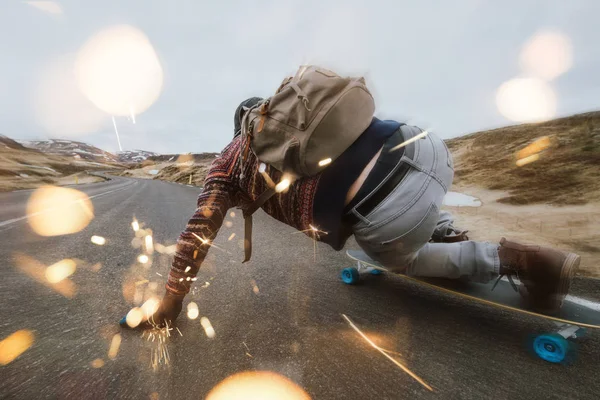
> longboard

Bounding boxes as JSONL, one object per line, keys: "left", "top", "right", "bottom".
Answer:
{"left": 345, "top": 249, "right": 600, "bottom": 363}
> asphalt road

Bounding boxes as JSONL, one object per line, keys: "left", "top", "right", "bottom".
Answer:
{"left": 1, "top": 176, "right": 599, "bottom": 399}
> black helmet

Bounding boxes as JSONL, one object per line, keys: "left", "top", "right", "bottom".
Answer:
{"left": 234, "top": 97, "right": 263, "bottom": 138}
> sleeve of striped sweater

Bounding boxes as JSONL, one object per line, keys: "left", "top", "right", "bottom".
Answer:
{"left": 165, "top": 168, "right": 237, "bottom": 296}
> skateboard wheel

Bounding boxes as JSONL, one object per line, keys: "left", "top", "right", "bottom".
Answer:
{"left": 370, "top": 268, "right": 383, "bottom": 275}
{"left": 532, "top": 334, "right": 569, "bottom": 363}
{"left": 341, "top": 267, "right": 360, "bottom": 284}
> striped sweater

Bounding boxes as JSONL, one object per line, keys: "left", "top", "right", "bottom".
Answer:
{"left": 166, "top": 135, "right": 321, "bottom": 295}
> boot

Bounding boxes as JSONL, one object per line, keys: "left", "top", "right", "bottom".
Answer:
{"left": 497, "top": 237, "right": 580, "bottom": 312}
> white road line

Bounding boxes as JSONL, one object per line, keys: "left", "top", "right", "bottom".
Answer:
{"left": 0, "top": 182, "right": 136, "bottom": 228}
{"left": 500, "top": 276, "right": 600, "bottom": 311}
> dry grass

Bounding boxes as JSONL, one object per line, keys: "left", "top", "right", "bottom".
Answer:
{"left": 446, "top": 111, "right": 600, "bottom": 205}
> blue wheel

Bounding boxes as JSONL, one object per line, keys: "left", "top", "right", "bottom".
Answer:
{"left": 341, "top": 267, "right": 360, "bottom": 284}
{"left": 370, "top": 268, "right": 383, "bottom": 275}
{"left": 532, "top": 334, "right": 569, "bottom": 363}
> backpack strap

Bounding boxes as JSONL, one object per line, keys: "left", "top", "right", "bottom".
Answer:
{"left": 242, "top": 186, "right": 277, "bottom": 263}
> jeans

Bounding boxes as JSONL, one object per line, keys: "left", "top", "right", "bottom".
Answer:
{"left": 349, "top": 125, "right": 500, "bottom": 283}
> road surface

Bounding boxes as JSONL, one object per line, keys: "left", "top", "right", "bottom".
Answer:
{"left": 1, "top": 176, "right": 599, "bottom": 399}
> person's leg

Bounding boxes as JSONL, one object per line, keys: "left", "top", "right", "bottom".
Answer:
{"left": 353, "top": 126, "right": 499, "bottom": 282}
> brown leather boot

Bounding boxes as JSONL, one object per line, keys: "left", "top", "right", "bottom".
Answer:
{"left": 497, "top": 237, "right": 580, "bottom": 312}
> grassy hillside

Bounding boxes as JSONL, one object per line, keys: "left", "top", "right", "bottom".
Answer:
{"left": 446, "top": 112, "right": 600, "bottom": 205}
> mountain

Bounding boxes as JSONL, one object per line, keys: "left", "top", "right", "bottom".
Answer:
{"left": 1, "top": 134, "right": 40, "bottom": 152}
{"left": 116, "top": 150, "right": 159, "bottom": 163}
{"left": 446, "top": 111, "right": 600, "bottom": 205}
{"left": 19, "top": 139, "right": 120, "bottom": 163}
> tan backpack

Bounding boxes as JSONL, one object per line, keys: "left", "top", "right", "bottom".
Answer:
{"left": 239, "top": 65, "right": 375, "bottom": 261}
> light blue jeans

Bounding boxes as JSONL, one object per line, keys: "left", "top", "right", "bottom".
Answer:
{"left": 350, "top": 125, "right": 500, "bottom": 283}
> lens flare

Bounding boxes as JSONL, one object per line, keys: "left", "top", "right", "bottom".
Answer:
{"left": 45, "top": 259, "right": 76, "bottom": 283}
{"left": 520, "top": 31, "right": 572, "bottom": 81}
{"left": 0, "top": 330, "right": 35, "bottom": 366}
{"left": 75, "top": 25, "right": 164, "bottom": 116}
{"left": 138, "top": 255, "right": 149, "bottom": 264}
{"left": 131, "top": 219, "right": 140, "bottom": 232}
{"left": 108, "top": 334, "right": 121, "bottom": 360}
{"left": 275, "top": 178, "right": 291, "bottom": 193}
{"left": 206, "top": 371, "right": 311, "bottom": 400}
{"left": 496, "top": 78, "right": 556, "bottom": 123}
{"left": 26, "top": 186, "right": 94, "bottom": 236}
{"left": 318, "top": 158, "right": 332, "bottom": 167}
{"left": 145, "top": 235, "right": 154, "bottom": 253}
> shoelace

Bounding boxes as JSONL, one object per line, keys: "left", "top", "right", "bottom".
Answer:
{"left": 492, "top": 267, "right": 520, "bottom": 292}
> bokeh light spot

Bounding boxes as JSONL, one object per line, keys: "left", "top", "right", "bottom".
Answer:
{"left": 206, "top": 371, "right": 311, "bottom": 400}
{"left": 0, "top": 330, "right": 35, "bottom": 366}
{"left": 496, "top": 78, "right": 556, "bottom": 123}
{"left": 520, "top": 31, "right": 572, "bottom": 81}
{"left": 45, "top": 259, "right": 76, "bottom": 283}
{"left": 75, "top": 25, "right": 164, "bottom": 117}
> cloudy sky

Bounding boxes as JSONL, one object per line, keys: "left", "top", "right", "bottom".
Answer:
{"left": 1, "top": 0, "right": 598, "bottom": 154}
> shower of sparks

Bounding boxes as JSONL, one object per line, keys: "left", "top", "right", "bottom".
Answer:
{"left": 516, "top": 154, "right": 540, "bottom": 167}
{"left": 0, "top": 330, "right": 34, "bottom": 366}
{"left": 292, "top": 224, "right": 328, "bottom": 261}
{"left": 318, "top": 157, "right": 332, "bottom": 167}
{"left": 200, "top": 317, "right": 216, "bottom": 338}
{"left": 187, "top": 302, "right": 199, "bottom": 319}
{"left": 131, "top": 219, "right": 140, "bottom": 232}
{"left": 341, "top": 314, "right": 433, "bottom": 392}
{"left": 112, "top": 116, "right": 123, "bottom": 152}
{"left": 90, "top": 235, "right": 106, "bottom": 245}
{"left": 390, "top": 130, "right": 429, "bottom": 152}
{"left": 138, "top": 255, "right": 149, "bottom": 264}
{"left": 145, "top": 235, "right": 154, "bottom": 253}
{"left": 142, "top": 323, "right": 172, "bottom": 370}
{"left": 191, "top": 232, "right": 225, "bottom": 252}
{"left": 228, "top": 233, "right": 236, "bottom": 241}
{"left": 108, "top": 334, "right": 122, "bottom": 360}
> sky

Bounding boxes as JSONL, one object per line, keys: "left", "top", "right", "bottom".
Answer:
{"left": 0, "top": 0, "right": 598, "bottom": 154}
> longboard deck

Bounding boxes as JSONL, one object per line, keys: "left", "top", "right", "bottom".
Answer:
{"left": 347, "top": 250, "right": 600, "bottom": 328}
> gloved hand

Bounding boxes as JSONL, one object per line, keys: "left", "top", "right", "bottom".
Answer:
{"left": 119, "top": 291, "right": 185, "bottom": 330}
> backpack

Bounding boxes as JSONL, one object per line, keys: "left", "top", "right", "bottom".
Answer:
{"left": 239, "top": 65, "right": 375, "bottom": 262}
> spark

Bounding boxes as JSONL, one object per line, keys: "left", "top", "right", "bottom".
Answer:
{"left": 275, "top": 178, "right": 291, "bottom": 193}
{"left": 138, "top": 255, "right": 149, "bottom": 264}
{"left": 186, "top": 277, "right": 191, "bottom": 281}
{"left": 193, "top": 250, "right": 198, "bottom": 259}
{"left": 250, "top": 280, "right": 259, "bottom": 294}
{"left": 129, "top": 104, "right": 136, "bottom": 124}
{"left": 191, "top": 277, "right": 197, "bottom": 281}
{"left": 185, "top": 266, "right": 191, "bottom": 273}
{"left": 155, "top": 272, "right": 163, "bottom": 277}
{"left": 516, "top": 154, "right": 540, "bottom": 167}
{"left": 90, "top": 358, "right": 104, "bottom": 368}
{"left": 0, "top": 330, "right": 34, "bottom": 365}
{"left": 108, "top": 334, "right": 122, "bottom": 360}
{"left": 191, "top": 232, "right": 225, "bottom": 252}
{"left": 91, "top": 235, "right": 106, "bottom": 245}
{"left": 135, "top": 279, "right": 149, "bottom": 286}
{"left": 176, "top": 327, "right": 183, "bottom": 337}
{"left": 45, "top": 259, "right": 76, "bottom": 284}
{"left": 187, "top": 302, "right": 199, "bottom": 319}
{"left": 228, "top": 233, "right": 236, "bottom": 241}
{"left": 390, "top": 130, "right": 429, "bottom": 152}
{"left": 341, "top": 314, "right": 433, "bottom": 391}
{"left": 145, "top": 235, "right": 154, "bottom": 253}
{"left": 131, "top": 219, "right": 140, "bottom": 232}
{"left": 112, "top": 116, "right": 123, "bottom": 151}
{"left": 200, "top": 317, "right": 215, "bottom": 338}
{"left": 318, "top": 158, "right": 332, "bottom": 167}
{"left": 143, "top": 323, "right": 172, "bottom": 370}
{"left": 179, "top": 278, "right": 183, "bottom": 282}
